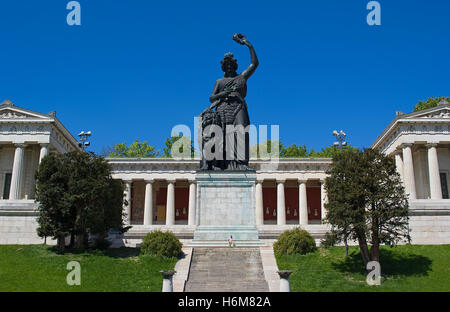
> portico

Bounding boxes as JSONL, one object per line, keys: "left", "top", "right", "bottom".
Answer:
{"left": 372, "top": 100, "right": 450, "bottom": 244}
{"left": 0, "top": 100, "right": 80, "bottom": 244}
{"left": 0, "top": 100, "right": 79, "bottom": 201}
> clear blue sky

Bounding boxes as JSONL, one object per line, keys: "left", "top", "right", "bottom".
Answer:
{"left": 1, "top": 0, "right": 449, "bottom": 155}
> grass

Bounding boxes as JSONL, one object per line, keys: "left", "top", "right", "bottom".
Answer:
{"left": 0, "top": 244, "right": 178, "bottom": 291}
{"left": 276, "top": 244, "right": 450, "bottom": 292}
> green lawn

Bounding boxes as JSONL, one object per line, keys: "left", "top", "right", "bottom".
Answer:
{"left": 276, "top": 244, "right": 450, "bottom": 291}
{"left": 0, "top": 245, "right": 177, "bottom": 291}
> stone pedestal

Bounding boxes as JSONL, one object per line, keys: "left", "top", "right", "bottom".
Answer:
{"left": 277, "top": 270, "right": 293, "bottom": 292}
{"left": 189, "top": 171, "right": 262, "bottom": 247}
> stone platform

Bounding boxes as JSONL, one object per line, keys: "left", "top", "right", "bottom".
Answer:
{"left": 189, "top": 171, "right": 262, "bottom": 247}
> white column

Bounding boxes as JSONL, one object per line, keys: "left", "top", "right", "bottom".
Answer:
{"left": 10, "top": 144, "right": 25, "bottom": 200}
{"left": 123, "top": 180, "right": 132, "bottom": 224}
{"left": 299, "top": 179, "right": 308, "bottom": 225}
{"left": 166, "top": 180, "right": 175, "bottom": 225}
{"left": 402, "top": 143, "right": 417, "bottom": 200}
{"left": 427, "top": 143, "right": 442, "bottom": 199}
{"left": 143, "top": 179, "right": 154, "bottom": 225}
{"left": 39, "top": 144, "right": 49, "bottom": 163}
{"left": 255, "top": 179, "right": 264, "bottom": 226}
{"left": 276, "top": 179, "right": 286, "bottom": 225}
{"left": 394, "top": 150, "right": 404, "bottom": 182}
{"left": 188, "top": 180, "right": 196, "bottom": 226}
{"left": 320, "top": 179, "right": 327, "bottom": 222}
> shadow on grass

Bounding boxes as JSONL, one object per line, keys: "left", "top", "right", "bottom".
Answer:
{"left": 332, "top": 248, "right": 432, "bottom": 277}
{"left": 47, "top": 245, "right": 141, "bottom": 258}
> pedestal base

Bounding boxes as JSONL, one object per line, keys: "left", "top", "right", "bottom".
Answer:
{"left": 190, "top": 171, "right": 262, "bottom": 247}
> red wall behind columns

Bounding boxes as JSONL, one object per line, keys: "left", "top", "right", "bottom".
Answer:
{"left": 262, "top": 187, "right": 277, "bottom": 220}
{"left": 307, "top": 187, "right": 321, "bottom": 220}
{"left": 155, "top": 186, "right": 189, "bottom": 220}
{"left": 175, "top": 187, "right": 189, "bottom": 220}
{"left": 263, "top": 186, "right": 300, "bottom": 220}
{"left": 285, "top": 187, "right": 299, "bottom": 220}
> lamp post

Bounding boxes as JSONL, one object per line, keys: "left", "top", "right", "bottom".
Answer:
{"left": 78, "top": 131, "right": 91, "bottom": 151}
{"left": 332, "top": 129, "right": 350, "bottom": 257}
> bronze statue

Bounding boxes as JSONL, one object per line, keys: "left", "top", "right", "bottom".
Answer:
{"left": 200, "top": 34, "right": 259, "bottom": 171}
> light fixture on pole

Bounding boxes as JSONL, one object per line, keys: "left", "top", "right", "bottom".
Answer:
{"left": 332, "top": 130, "right": 347, "bottom": 149}
{"left": 78, "top": 130, "right": 91, "bottom": 151}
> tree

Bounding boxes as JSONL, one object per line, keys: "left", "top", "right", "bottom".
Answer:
{"left": 109, "top": 140, "right": 160, "bottom": 158}
{"left": 99, "top": 145, "right": 115, "bottom": 157}
{"left": 35, "top": 151, "right": 128, "bottom": 252}
{"left": 162, "top": 135, "right": 195, "bottom": 158}
{"left": 35, "top": 153, "right": 73, "bottom": 252}
{"left": 250, "top": 140, "right": 277, "bottom": 159}
{"left": 250, "top": 141, "right": 358, "bottom": 159}
{"left": 279, "top": 143, "right": 309, "bottom": 158}
{"left": 413, "top": 96, "right": 450, "bottom": 112}
{"left": 324, "top": 148, "right": 410, "bottom": 267}
{"left": 310, "top": 145, "right": 358, "bottom": 158}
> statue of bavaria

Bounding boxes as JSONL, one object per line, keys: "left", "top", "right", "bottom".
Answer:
{"left": 200, "top": 34, "right": 259, "bottom": 171}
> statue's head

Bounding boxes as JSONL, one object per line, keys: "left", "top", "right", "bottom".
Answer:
{"left": 221, "top": 52, "right": 238, "bottom": 74}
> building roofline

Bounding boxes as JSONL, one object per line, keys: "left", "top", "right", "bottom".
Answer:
{"left": 371, "top": 104, "right": 450, "bottom": 149}
{"left": 0, "top": 100, "right": 81, "bottom": 150}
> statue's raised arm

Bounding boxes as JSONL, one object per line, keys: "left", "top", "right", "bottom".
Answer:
{"left": 233, "top": 34, "right": 259, "bottom": 80}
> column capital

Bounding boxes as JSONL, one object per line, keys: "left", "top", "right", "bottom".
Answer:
{"left": 166, "top": 179, "right": 176, "bottom": 184}
{"left": 393, "top": 148, "right": 403, "bottom": 155}
{"left": 188, "top": 179, "right": 197, "bottom": 184}
{"left": 14, "top": 143, "right": 27, "bottom": 148}
{"left": 144, "top": 179, "right": 154, "bottom": 184}
{"left": 123, "top": 179, "right": 133, "bottom": 185}
{"left": 40, "top": 143, "right": 50, "bottom": 148}
{"left": 276, "top": 178, "right": 286, "bottom": 183}
{"left": 426, "top": 142, "right": 439, "bottom": 148}
{"left": 298, "top": 178, "right": 307, "bottom": 184}
{"left": 401, "top": 143, "right": 414, "bottom": 149}
{"left": 256, "top": 178, "right": 264, "bottom": 184}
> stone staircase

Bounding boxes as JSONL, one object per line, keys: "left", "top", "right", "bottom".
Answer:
{"left": 184, "top": 248, "right": 269, "bottom": 292}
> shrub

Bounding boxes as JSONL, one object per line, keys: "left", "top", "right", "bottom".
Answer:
{"left": 320, "top": 231, "right": 339, "bottom": 248}
{"left": 140, "top": 230, "right": 182, "bottom": 258}
{"left": 273, "top": 227, "right": 317, "bottom": 255}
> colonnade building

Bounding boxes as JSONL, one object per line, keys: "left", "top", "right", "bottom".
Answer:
{"left": 0, "top": 99, "right": 449, "bottom": 245}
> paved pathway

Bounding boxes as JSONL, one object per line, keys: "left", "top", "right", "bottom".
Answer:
{"left": 173, "top": 247, "right": 193, "bottom": 292}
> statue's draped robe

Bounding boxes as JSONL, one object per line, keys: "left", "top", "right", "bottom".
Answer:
{"left": 210, "top": 74, "right": 250, "bottom": 170}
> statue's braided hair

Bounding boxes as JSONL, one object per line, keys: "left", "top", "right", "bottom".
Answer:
{"left": 221, "top": 52, "right": 238, "bottom": 72}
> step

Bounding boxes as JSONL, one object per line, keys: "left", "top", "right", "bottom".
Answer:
{"left": 186, "top": 240, "right": 266, "bottom": 247}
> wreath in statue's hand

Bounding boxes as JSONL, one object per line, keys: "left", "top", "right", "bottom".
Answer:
{"left": 233, "top": 33, "right": 248, "bottom": 45}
